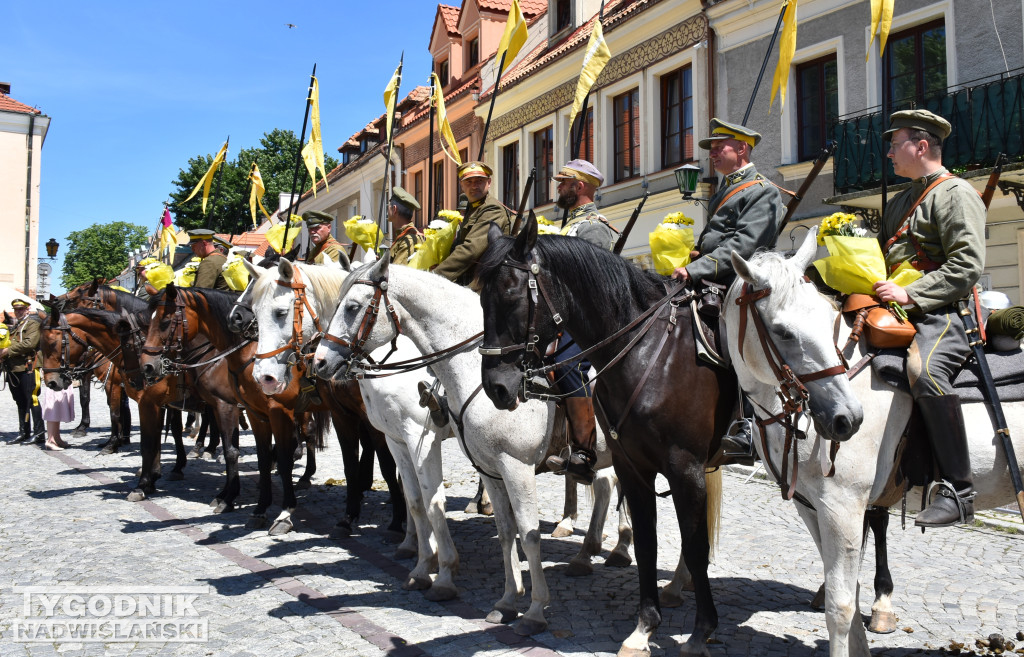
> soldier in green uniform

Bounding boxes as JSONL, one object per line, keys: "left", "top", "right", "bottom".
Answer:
{"left": 2, "top": 299, "right": 44, "bottom": 444}
{"left": 302, "top": 211, "right": 348, "bottom": 266}
{"left": 874, "top": 109, "right": 986, "bottom": 528}
{"left": 433, "top": 161, "right": 512, "bottom": 286}
{"left": 555, "top": 159, "right": 617, "bottom": 249}
{"left": 188, "top": 229, "right": 230, "bottom": 290}
{"left": 388, "top": 186, "right": 423, "bottom": 266}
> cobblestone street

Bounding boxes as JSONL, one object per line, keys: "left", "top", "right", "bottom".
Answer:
{"left": 0, "top": 390, "right": 1021, "bottom": 656}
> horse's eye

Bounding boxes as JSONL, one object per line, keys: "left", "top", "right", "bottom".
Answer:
{"left": 274, "top": 309, "right": 288, "bottom": 319}
{"left": 345, "top": 302, "right": 360, "bottom": 315}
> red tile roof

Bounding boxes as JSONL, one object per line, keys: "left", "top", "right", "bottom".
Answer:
{"left": 478, "top": 0, "right": 546, "bottom": 15}
{"left": 0, "top": 93, "right": 41, "bottom": 115}
{"left": 439, "top": 5, "right": 461, "bottom": 35}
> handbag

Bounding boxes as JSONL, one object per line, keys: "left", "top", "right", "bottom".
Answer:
{"left": 842, "top": 293, "right": 916, "bottom": 349}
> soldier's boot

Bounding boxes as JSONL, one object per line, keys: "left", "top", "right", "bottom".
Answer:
{"left": 294, "top": 377, "right": 322, "bottom": 414}
{"left": 546, "top": 397, "right": 597, "bottom": 484}
{"left": 12, "top": 415, "right": 31, "bottom": 444}
{"left": 31, "top": 405, "right": 45, "bottom": 445}
{"left": 417, "top": 381, "right": 449, "bottom": 427}
{"left": 719, "top": 417, "right": 756, "bottom": 466}
{"left": 915, "top": 395, "right": 975, "bottom": 528}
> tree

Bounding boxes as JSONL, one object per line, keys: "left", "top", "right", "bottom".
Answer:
{"left": 168, "top": 129, "right": 339, "bottom": 234}
{"left": 60, "top": 222, "right": 150, "bottom": 289}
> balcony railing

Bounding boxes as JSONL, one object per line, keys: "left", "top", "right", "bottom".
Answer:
{"left": 832, "top": 67, "right": 1024, "bottom": 195}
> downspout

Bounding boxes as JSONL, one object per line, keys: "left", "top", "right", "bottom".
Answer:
{"left": 24, "top": 112, "right": 35, "bottom": 295}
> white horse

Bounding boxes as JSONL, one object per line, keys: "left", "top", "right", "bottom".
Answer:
{"left": 724, "top": 230, "right": 1024, "bottom": 657}
{"left": 312, "top": 256, "right": 630, "bottom": 635}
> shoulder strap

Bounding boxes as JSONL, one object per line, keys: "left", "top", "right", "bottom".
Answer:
{"left": 882, "top": 173, "right": 955, "bottom": 255}
{"left": 710, "top": 180, "right": 761, "bottom": 217}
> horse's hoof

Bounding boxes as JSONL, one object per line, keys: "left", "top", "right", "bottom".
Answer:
{"left": 551, "top": 523, "right": 573, "bottom": 538}
{"left": 187, "top": 449, "right": 202, "bottom": 460}
{"left": 403, "top": 575, "right": 431, "bottom": 591}
{"left": 71, "top": 427, "right": 88, "bottom": 438}
{"left": 479, "top": 502, "right": 494, "bottom": 516}
{"left": 380, "top": 529, "right": 405, "bottom": 545}
{"left": 165, "top": 471, "right": 184, "bottom": 482}
{"left": 295, "top": 478, "right": 312, "bottom": 490}
{"left": 126, "top": 490, "right": 146, "bottom": 502}
{"left": 514, "top": 617, "right": 547, "bottom": 636}
{"left": 565, "top": 560, "right": 593, "bottom": 577}
{"left": 202, "top": 451, "right": 216, "bottom": 461}
{"left": 485, "top": 607, "right": 518, "bottom": 625}
{"left": 423, "top": 584, "right": 458, "bottom": 602}
{"left": 393, "top": 546, "right": 416, "bottom": 560}
{"left": 212, "top": 501, "right": 232, "bottom": 515}
{"left": 464, "top": 501, "right": 479, "bottom": 514}
{"left": 678, "top": 642, "right": 711, "bottom": 657}
{"left": 268, "top": 518, "right": 294, "bottom": 536}
{"left": 659, "top": 588, "right": 684, "bottom": 608}
{"left": 100, "top": 444, "right": 118, "bottom": 456}
{"left": 604, "top": 550, "right": 632, "bottom": 568}
{"left": 867, "top": 610, "right": 898, "bottom": 634}
{"left": 616, "top": 648, "right": 651, "bottom": 657}
{"left": 210, "top": 498, "right": 222, "bottom": 508}
{"left": 246, "top": 515, "right": 268, "bottom": 530}
{"left": 809, "top": 584, "right": 826, "bottom": 611}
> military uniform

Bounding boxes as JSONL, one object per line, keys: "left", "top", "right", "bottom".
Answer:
{"left": 433, "top": 165, "right": 511, "bottom": 285}
{"left": 187, "top": 229, "right": 230, "bottom": 290}
{"left": 4, "top": 304, "right": 43, "bottom": 442}
{"left": 305, "top": 235, "right": 346, "bottom": 265}
{"left": 561, "top": 202, "right": 616, "bottom": 250}
{"left": 388, "top": 186, "right": 424, "bottom": 266}
{"left": 390, "top": 226, "right": 424, "bottom": 266}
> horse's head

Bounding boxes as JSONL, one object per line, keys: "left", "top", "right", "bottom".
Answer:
{"left": 476, "top": 218, "right": 552, "bottom": 411}
{"left": 312, "top": 255, "right": 399, "bottom": 380}
{"left": 139, "top": 284, "right": 192, "bottom": 381}
{"left": 37, "top": 311, "right": 85, "bottom": 391}
{"left": 726, "top": 229, "right": 863, "bottom": 442}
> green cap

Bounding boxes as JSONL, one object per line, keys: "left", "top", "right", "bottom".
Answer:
{"left": 883, "top": 109, "right": 952, "bottom": 142}
{"left": 302, "top": 210, "right": 334, "bottom": 226}
{"left": 187, "top": 228, "right": 216, "bottom": 242}
{"left": 698, "top": 118, "right": 762, "bottom": 149}
{"left": 391, "top": 186, "right": 421, "bottom": 212}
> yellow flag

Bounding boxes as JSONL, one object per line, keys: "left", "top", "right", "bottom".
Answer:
{"left": 568, "top": 18, "right": 611, "bottom": 138}
{"left": 249, "top": 162, "right": 271, "bottom": 227}
{"left": 769, "top": 0, "right": 798, "bottom": 112}
{"left": 496, "top": 0, "right": 528, "bottom": 73}
{"left": 383, "top": 61, "right": 402, "bottom": 144}
{"left": 182, "top": 141, "right": 228, "bottom": 214}
{"left": 431, "top": 73, "right": 462, "bottom": 166}
{"left": 867, "top": 0, "right": 895, "bottom": 61}
{"left": 301, "top": 76, "right": 329, "bottom": 197}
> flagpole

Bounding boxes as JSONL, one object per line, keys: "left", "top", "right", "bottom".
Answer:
{"left": 478, "top": 51, "right": 508, "bottom": 161}
{"left": 376, "top": 53, "right": 404, "bottom": 250}
{"left": 742, "top": 2, "right": 787, "bottom": 125}
{"left": 204, "top": 135, "right": 229, "bottom": 230}
{"left": 283, "top": 63, "right": 317, "bottom": 260}
{"left": 427, "top": 73, "right": 436, "bottom": 225}
{"left": 230, "top": 156, "right": 258, "bottom": 244}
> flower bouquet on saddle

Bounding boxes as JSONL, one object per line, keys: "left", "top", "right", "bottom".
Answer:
{"left": 535, "top": 215, "right": 560, "bottom": 235}
{"left": 344, "top": 215, "right": 384, "bottom": 256}
{"left": 407, "top": 209, "right": 463, "bottom": 271}
{"left": 812, "top": 212, "right": 923, "bottom": 348}
{"left": 649, "top": 211, "right": 696, "bottom": 276}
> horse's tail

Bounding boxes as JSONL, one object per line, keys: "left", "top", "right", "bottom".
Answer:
{"left": 311, "top": 410, "right": 330, "bottom": 451}
{"left": 705, "top": 467, "right": 722, "bottom": 560}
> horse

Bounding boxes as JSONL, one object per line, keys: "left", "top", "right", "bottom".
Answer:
{"left": 475, "top": 219, "right": 862, "bottom": 656}
{"left": 723, "top": 231, "right": 1024, "bottom": 657}
{"left": 236, "top": 260, "right": 407, "bottom": 538}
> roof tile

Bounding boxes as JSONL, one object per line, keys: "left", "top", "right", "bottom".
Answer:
{"left": 478, "top": 0, "right": 546, "bottom": 15}
{"left": 0, "top": 93, "right": 41, "bottom": 115}
{"left": 439, "top": 5, "right": 461, "bottom": 35}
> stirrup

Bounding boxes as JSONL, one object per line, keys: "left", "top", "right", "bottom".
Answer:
{"left": 916, "top": 479, "right": 975, "bottom": 528}
{"left": 722, "top": 417, "right": 754, "bottom": 457}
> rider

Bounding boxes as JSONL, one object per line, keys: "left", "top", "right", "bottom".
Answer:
{"left": 387, "top": 186, "right": 423, "bottom": 266}
{"left": 544, "top": 159, "right": 616, "bottom": 483}
{"left": 302, "top": 211, "right": 347, "bottom": 265}
{"left": 672, "top": 118, "right": 784, "bottom": 462}
{"left": 1, "top": 299, "right": 44, "bottom": 444}
{"left": 188, "top": 229, "right": 230, "bottom": 290}
{"left": 874, "top": 109, "right": 986, "bottom": 528}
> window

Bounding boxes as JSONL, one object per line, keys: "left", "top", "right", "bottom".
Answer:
{"left": 413, "top": 171, "right": 423, "bottom": 227}
{"left": 502, "top": 142, "right": 520, "bottom": 208}
{"left": 885, "top": 19, "right": 946, "bottom": 106}
{"left": 467, "top": 38, "right": 479, "bottom": 69}
{"left": 533, "top": 127, "right": 553, "bottom": 205}
{"left": 459, "top": 148, "right": 469, "bottom": 165}
{"left": 661, "top": 66, "right": 693, "bottom": 168}
{"left": 571, "top": 108, "right": 594, "bottom": 162}
{"left": 555, "top": 0, "right": 572, "bottom": 33}
{"left": 796, "top": 55, "right": 838, "bottom": 162}
{"left": 432, "top": 160, "right": 445, "bottom": 214}
{"left": 613, "top": 88, "right": 641, "bottom": 183}
{"left": 437, "top": 59, "right": 450, "bottom": 87}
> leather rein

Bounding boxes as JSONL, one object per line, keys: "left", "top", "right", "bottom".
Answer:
{"left": 254, "top": 267, "right": 327, "bottom": 369}
{"left": 40, "top": 314, "right": 114, "bottom": 380}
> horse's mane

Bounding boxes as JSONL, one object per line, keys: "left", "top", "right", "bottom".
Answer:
{"left": 737, "top": 250, "right": 840, "bottom": 311}
{"left": 102, "top": 286, "right": 150, "bottom": 313}
{"left": 478, "top": 234, "right": 666, "bottom": 321}
{"left": 251, "top": 262, "right": 345, "bottom": 311}
{"left": 64, "top": 306, "right": 144, "bottom": 332}
{"left": 157, "top": 287, "right": 241, "bottom": 338}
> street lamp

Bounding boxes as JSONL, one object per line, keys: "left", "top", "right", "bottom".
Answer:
{"left": 45, "top": 238, "right": 59, "bottom": 259}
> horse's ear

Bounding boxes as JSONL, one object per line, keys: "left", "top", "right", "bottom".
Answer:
{"left": 336, "top": 249, "right": 352, "bottom": 272}
{"left": 487, "top": 222, "right": 504, "bottom": 245}
{"left": 164, "top": 282, "right": 177, "bottom": 305}
{"left": 278, "top": 258, "right": 295, "bottom": 283}
{"left": 242, "top": 259, "right": 262, "bottom": 279}
{"left": 731, "top": 251, "right": 768, "bottom": 288}
{"left": 88, "top": 278, "right": 100, "bottom": 296}
{"left": 512, "top": 211, "right": 538, "bottom": 260}
{"left": 368, "top": 250, "right": 390, "bottom": 283}
{"left": 791, "top": 226, "right": 820, "bottom": 273}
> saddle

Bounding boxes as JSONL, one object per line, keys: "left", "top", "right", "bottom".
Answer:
{"left": 690, "top": 281, "right": 728, "bottom": 369}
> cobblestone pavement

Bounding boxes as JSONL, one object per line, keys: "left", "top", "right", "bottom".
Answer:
{"left": 0, "top": 389, "right": 1021, "bottom": 656}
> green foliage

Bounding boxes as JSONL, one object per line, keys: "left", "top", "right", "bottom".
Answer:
{"left": 168, "top": 129, "right": 339, "bottom": 234}
{"left": 60, "top": 222, "right": 149, "bottom": 289}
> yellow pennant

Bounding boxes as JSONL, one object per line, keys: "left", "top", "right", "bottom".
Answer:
{"left": 301, "top": 77, "right": 329, "bottom": 197}
{"left": 183, "top": 140, "right": 228, "bottom": 214}
{"left": 568, "top": 18, "right": 611, "bottom": 140}
{"left": 431, "top": 73, "right": 462, "bottom": 166}
{"left": 249, "top": 162, "right": 271, "bottom": 227}
{"left": 496, "top": 0, "right": 528, "bottom": 73}
{"left": 769, "top": 0, "right": 798, "bottom": 112}
{"left": 867, "top": 0, "right": 895, "bottom": 61}
{"left": 383, "top": 61, "right": 402, "bottom": 144}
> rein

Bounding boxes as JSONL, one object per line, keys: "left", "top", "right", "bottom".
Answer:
{"left": 254, "top": 266, "right": 326, "bottom": 367}
{"left": 40, "top": 315, "right": 118, "bottom": 379}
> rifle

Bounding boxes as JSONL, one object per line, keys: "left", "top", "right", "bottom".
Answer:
{"left": 963, "top": 152, "right": 1024, "bottom": 521}
{"left": 612, "top": 189, "right": 650, "bottom": 255}
{"left": 510, "top": 168, "right": 537, "bottom": 236}
{"left": 777, "top": 140, "right": 836, "bottom": 236}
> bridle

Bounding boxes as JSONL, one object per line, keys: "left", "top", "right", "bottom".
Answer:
{"left": 254, "top": 266, "right": 328, "bottom": 368}
{"left": 478, "top": 259, "right": 562, "bottom": 372}
{"left": 40, "top": 314, "right": 108, "bottom": 381}
{"left": 141, "top": 293, "right": 188, "bottom": 365}
{"left": 734, "top": 280, "right": 849, "bottom": 501}
{"left": 321, "top": 274, "right": 403, "bottom": 369}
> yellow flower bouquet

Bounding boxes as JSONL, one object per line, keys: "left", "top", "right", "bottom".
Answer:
{"left": 649, "top": 211, "right": 696, "bottom": 276}
{"left": 265, "top": 218, "right": 303, "bottom": 255}
{"left": 408, "top": 210, "right": 463, "bottom": 271}
{"left": 173, "top": 258, "right": 201, "bottom": 288}
{"left": 221, "top": 252, "right": 251, "bottom": 292}
{"left": 536, "top": 215, "right": 560, "bottom": 235}
{"left": 0, "top": 323, "right": 11, "bottom": 350}
{"left": 344, "top": 216, "right": 383, "bottom": 254}
{"left": 144, "top": 262, "right": 175, "bottom": 291}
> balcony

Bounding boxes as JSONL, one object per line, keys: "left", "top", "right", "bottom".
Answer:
{"left": 831, "top": 67, "right": 1024, "bottom": 196}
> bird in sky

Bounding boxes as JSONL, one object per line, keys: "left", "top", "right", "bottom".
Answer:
{"left": 285, "top": 23, "right": 297, "bottom": 29}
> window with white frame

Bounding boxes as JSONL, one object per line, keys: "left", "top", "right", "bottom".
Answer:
{"left": 796, "top": 54, "right": 838, "bottom": 162}
{"left": 613, "top": 88, "right": 641, "bottom": 183}
{"left": 502, "top": 142, "right": 520, "bottom": 209}
{"left": 533, "top": 127, "right": 554, "bottom": 205}
{"left": 885, "top": 19, "right": 946, "bottom": 106}
{"left": 660, "top": 65, "right": 693, "bottom": 169}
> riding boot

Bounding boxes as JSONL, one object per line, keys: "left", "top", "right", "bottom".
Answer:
{"left": 417, "top": 381, "right": 449, "bottom": 427}
{"left": 914, "top": 395, "right": 975, "bottom": 528}
{"left": 12, "top": 416, "right": 31, "bottom": 444}
{"left": 719, "top": 418, "right": 756, "bottom": 466}
{"left": 546, "top": 397, "right": 597, "bottom": 483}
{"left": 31, "top": 405, "right": 45, "bottom": 445}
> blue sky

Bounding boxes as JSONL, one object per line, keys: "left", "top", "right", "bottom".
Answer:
{"left": 3, "top": 1, "right": 437, "bottom": 289}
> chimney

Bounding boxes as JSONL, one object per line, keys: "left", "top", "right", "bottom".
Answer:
{"left": 0, "top": 82, "right": 11, "bottom": 95}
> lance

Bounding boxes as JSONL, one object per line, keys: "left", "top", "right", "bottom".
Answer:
{"left": 563, "top": 1, "right": 604, "bottom": 228}
{"left": 204, "top": 135, "right": 230, "bottom": 230}
{"left": 427, "top": 71, "right": 436, "bottom": 224}
{"left": 282, "top": 64, "right": 317, "bottom": 261}
{"left": 776, "top": 140, "right": 837, "bottom": 236}
{"left": 376, "top": 53, "right": 404, "bottom": 250}
{"left": 742, "top": 1, "right": 787, "bottom": 125}
{"left": 510, "top": 167, "right": 536, "bottom": 236}
{"left": 478, "top": 50, "right": 508, "bottom": 161}
{"left": 612, "top": 183, "right": 649, "bottom": 255}
{"left": 229, "top": 155, "right": 258, "bottom": 245}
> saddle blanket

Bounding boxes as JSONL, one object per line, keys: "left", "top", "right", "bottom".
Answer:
{"left": 871, "top": 346, "right": 1024, "bottom": 403}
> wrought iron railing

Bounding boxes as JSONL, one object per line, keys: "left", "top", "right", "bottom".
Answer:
{"left": 832, "top": 67, "right": 1024, "bottom": 194}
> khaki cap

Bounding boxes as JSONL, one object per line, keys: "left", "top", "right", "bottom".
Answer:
{"left": 883, "top": 109, "right": 952, "bottom": 141}
{"left": 698, "top": 118, "right": 762, "bottom": 149}
{"left": 457, "top": 161, "right": 492, "bottom": 179}
{"left": 302, "top": 210, "right": 334, "bottom": 226}
{"left": 391, "top": 186, "right": 421, "bottom": 211}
